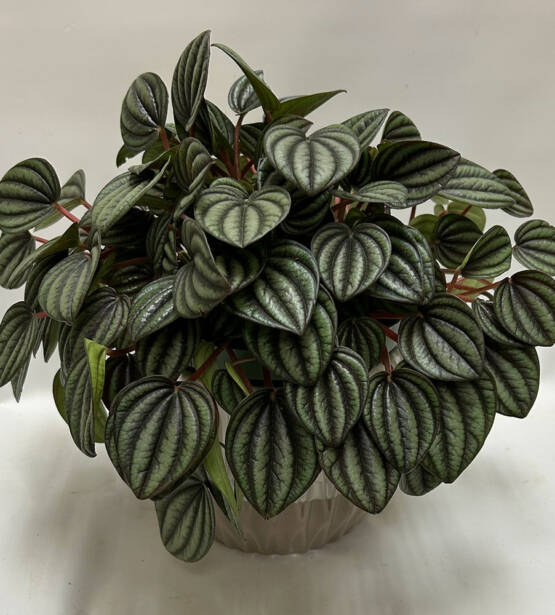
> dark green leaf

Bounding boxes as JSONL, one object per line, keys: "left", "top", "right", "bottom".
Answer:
{"left": 110, "top": 263, "right": 153, "bottom": 297}
{"left": 0, "top": 158, "right": 60, "bottom": 232}
{"left": 342, "top": 109, "right": 389, "bottom": 149}
{"left": 0, "top": 231, "right": 35, "bottom": 288}
{"left": 318, "top": 420, "right": 400, "bottom": 513}
{"left": 493, "top": 169, "right": 533, "bottom": 217}
{"left": 493, "top": 270, "right": 555, "bottom": 346}
{"left": 485, "top": 342, "right": 539, "bottom": 418}
{"left": 372, "top": 141, "right": 460, "bottom": 206}
{"left": 398, "top": 293, "right": 485, "bottom": 381}
{"left": 225, "top": 388, "right": 319, "bottom": 518}
{"left": 363, "top": 368, "right": 439, "bottom": 472}
{"left": 263, "top": 124, "right": 360, "bottom": 195}
{"left": 434, "top": 213, "right": 482, "bottom": 269}
{"left": 145, "top": 214, "right": 177, "bottom": 276}
{"left": 472, "top": 298, "right": 524, "bottom": 347}
{"left": 460, "top": 225, "right": 512, "bottom": 278}
{"left": 438, "top": 158, "right": 515, "bottom": 208}
{"left": 513, "top": 219, "right": 555, "bottom": 275}
{"left": 281, "top": 190, "right": 332, "bottom": 236}
{"left": 421, "top": 371, "right": 496, "bottom": 482}
{"left": 228, "top": 70, "right": 264, "bottom": 115}
{"left": 273, "top": 90, "right": 345, "bottom": 120}
{"left": 121, "top": 72, "right": 168, "bottom": 150}
{"left": 174, "top": 137, "right": 213, "bottom": 191}
{"left": 367, "top": 217, "right": 435, "bottom": 304}
{"left": 173, "top": 219, "right": 231, "bottom": 318}
{"left": 211, "top": 368, "right": 245, "bottom": 413}
{"left": 195, "top": 178, "right": 291, "bottom": 247}
{"left": 113, "top": 376, "right": 217, "bottom": 499}
{"left": 53, "top": 369, "right": 67, "bottom": 423}
{"left": 128, "top": 275, "right": 179, "bottom": 341}
{"left": 135, "top": 319, "right": 200, "bottom": 380}
{"left": 382, "top": 111, "right": 421, "bottom": 142}
{"left": 37, "top": 237, "right": 101, "bottom": 324}
{"left": 311, "top": 222, "right": 391, "bottom": 301}
{"left": 442, "top": 201, "right": 486, "bottom": 230}
{"left": 400, "top": 464, "right": 442, "bottom": 496}
{"left": 335, "top": 180, "right": 408, "bottom": 209}
{"left": 172, "top": 30, "right": 211, "bottom": 133}
{"left": 91, "top": 162, "right": 169, "bottom": 233}
{"left": 155, "top": 476, "right": 215, "bottom": 562}
{"left": 283, "top": 346, "right": 369, "bottom": 447}
{"left": 227, "top": 239, "right": 319, "bottom": 334}
{"left": 244, "top": 286, "right": 337, "bottom": 385}
{"left": 103, "top": 354, "right": 141, "bottom": 410}
{"left": 213, "top": 43, "right": 280, "bottom": 114}
{"left": 10, "top": 353, "right": 31, "bottom": 402}
{"left": 214, "top": 245, "right": 264, "bottom": 293}
{"left": 116, "top": 144, "right": 140, "bottom": 167}
{"left": 409, "top": 214, "right": 437, "bottom": 244}
{"left": 337, "top": 317, "right": 385, "bottom": 369}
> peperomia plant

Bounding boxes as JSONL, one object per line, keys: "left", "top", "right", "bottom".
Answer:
{"left": 1, "top": 30, "right": 554, "bottom": 563}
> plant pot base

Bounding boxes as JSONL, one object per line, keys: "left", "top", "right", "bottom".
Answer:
{"left": 214, "top": 494, "right": 366, "bottom": 555}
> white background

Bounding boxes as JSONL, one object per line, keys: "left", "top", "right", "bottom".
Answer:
{"left": 0, "top": 1, "right": 554, "bottom": 613}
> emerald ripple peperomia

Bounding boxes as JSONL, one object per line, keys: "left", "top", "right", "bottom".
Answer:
{"left": 0, "top": 29, "right": 553, "bottom": 562}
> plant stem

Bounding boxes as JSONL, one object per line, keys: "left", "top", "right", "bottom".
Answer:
{"left": 446, "top": 271, "right": 460, "bottom": 291}
{"left": 409, "top": 205, "right": 417, "bottom": 221}
{"left": 32, "top": 235, "right": 48, "bottom": 244}
{"left": 188, "top": 344, "right": 227, "bottom": 382}
{"left": 460, "top": 205, "right": 472, "bottom": 216}
{"left": 234, "top": 115, "right": 244, "bottom": 179}
{"left": 377, "top": 322, "right": 399, "bottom": 342}
{"left": 262, "top": 367, "right": 274, "bottom": 389}
{"left": 380, "top": 346, "right": 393, "bottom": 374}
{"left": 81, "top": 199, "right": 92, "bottom": 210}
{"left": 159, "top": 126, "right": 171, "bottom": 151}
{"left": 55, "top": 202, "right": 80, "bottom": 224}
{"left": 240, "top": 157, "right": 256, "bottom": 179}
{"left": 225, "top": 345, "right": 254, "bottom": 394}
{"left": 34, "top": 311, "right": 48, "bottom": 319}
{"left": 106, "top": 346, "right": 135, "bottom": 357}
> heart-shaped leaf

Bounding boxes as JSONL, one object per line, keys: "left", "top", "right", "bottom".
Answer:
{"left": 363, "top": 368, "right": 439, "bottom": 473}
{"left": 0, "top": 302, "right": 40, "bottom": 386}
{"left": 472, "top": 298, "right": 524, "bottom": 347}
{"left": 0, "top": 231, "right": 35, "bottom": 289}
{"left": 263, "top": 124, "right": 360, "bottom": 195}
{"left": 112, "top": 376, "right": 217, "bottom": 499}
{"left": 174, "top": 137, "right": 213, "bottom": 192}
{"left": 214, "top": 245, "right": 264, "bottom": 293}
{"left": 367, "top": 217, "right": 435, "bottom": 304}
{"left": 421, "top": 371, "right": 496, "bottom": 482}
{"left": 228, "top": 70, "right": 264, "bottom": 115}
{"left": 0, "top": 158, "right": 60, "bottom": 233}
{"left": 493, "top": 169, "right": 533, "bottom": 217}
{"left": 135, "top": 319, "right": 200, "bottom": 380}
{"left": 485, "top": 341, "right": 539, "bottom": 418}
{"left": 434, "top": 213, "right": 482, "bottom": 269}
{"left": 438, "top": 158, "right": 515, "bottom": 208}
{"left": 92, "top": 163, "right": 168, "bottom": 233}
{"left": 145, "top": 214, "right": 177, "bottom": 276}
{"left": 225, "top": 388, "right": 319, "bottom": 518}
{"left": 400, "top": 464, "right": 442, "bottom": 496}
{"left": 318, "top": 420, "right": 400, "bottom": 513}
{"left": 195, "top": 178, "right": 291, "bottom": 247}
{"left": 493, "top": 270, "right": 555, "bottom": 346}
{"left": 32, "top": 169, "right": 85, "bottom": 230}
{"left": 244, "top": 286, "right": 337, "bottom": 385}
{"left": 154, "top": 476, "right": 215, "bottom": 562}
{"left": 460, "top": 225, "right": 512, "bottom": 278}
{"left": 382, "top": 110, "right": 421, "bottom": 142}
{"left": 38, "top": 237, "right": 101, "bottom": 324}
{"left": 120, "top": 72, "right": 168, "bottom": 150}
{"left": 281, "top": 190, "right": 332, "bottom": 235}
{"left": 174, "top": 220, "right": 231, "bottom": 318}
{"left": 211, "top": 368, "right": 245, "bottom": 413}
{"left": 398, "top": 293, "right": 485, "bottom": 381}
{"left": 172, "top": 30, "right": 211, "bottom": 134}
{"left": 311, "top": 222, "right": 391, "bottom": 301}
{"left": 213, "top": 43, "right": 280, "bottom": 115}
{"left": 283, "top": 346, "right": 369, "bottom": 447}
{"left": 372, "top": 141, "right": 460, "bottom": 206}
{"left": 337, "top": 317, "right": 385, "bottom": 369}
{"left": 342, "top": 108, "right": 389, "bottom": 149}
{"left": 335, "top": 180, "right": 408, "bottom": 209}
{"left": 513, "top": 219, "right": 555, "bottom": 275}
{"left": 273, "top": 90, "right": 345, "bottom": 120}
{"left": 128, "top": 276, "right": 179, "bottom": 341}
{"left": 228, "top": 239, "right": 319, "bottom": 334}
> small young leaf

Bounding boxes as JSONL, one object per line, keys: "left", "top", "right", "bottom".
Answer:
{"left": 493, "top": 169, "right": 533, "bottom": 217}
{"left": 174, "top": 137, "right": 213, "bottom": 191}
{"left": 211, "top": 368, "right": 245, "bottom": 413}
{"left": 382, "top": 111, "right": 421, "bottom": 142}
{"left": 434, "top": 213, "right": 482, "bottom": 269}
{"left": 342, "top": 108, "right": 389, "bottom": 149}
{"left": 460, "top": 225, "right": 512, "bottom": 278}
{"left": 335, "top": 180, "right": 408, "bottom": 209}
{"left": 228, "top": 70, "right": 264, "bottom": 115}
{"left": 84, "top": 338, "right": 108, "bottom": 441}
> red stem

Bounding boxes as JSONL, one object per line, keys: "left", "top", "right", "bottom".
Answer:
{"left": 380, "top": 346, "right": 393, "bottom": 375}
{"left": 35, "top": 311, "right": 48, "bottom": 319}
{"left": 460, "top": 205, "right": 472, "bottom": 216}
{"left": 226, "top": 346, "right": 254, "bottom": 394}
{"left": 263, "top": 367, "right": 274, "bottom": 389}
{"left": 55, "top": 202, "right": 80, "bottom": 224}
{"left": 409, "top": 205, "right": 417, "bottom": 221}
{"left": 159, "top": 127, "right": 170, "bottom": 152}
{"left": 233, "top": 115, "right": 244, "bottom": 179}
{"left": 377, "top": 322, "right": 399, "bottom": 342}
{"left": 32, "top": 235, "right": 48, "bottom": 244}
{"left": 81, "top": 199, "right": 92, "bottom": 210}
{"left": 188, "top": 344, "right": 226, "bottom": 382}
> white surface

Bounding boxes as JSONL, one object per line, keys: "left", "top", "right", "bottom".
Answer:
{"left": 0, "top": 0, "right": 554, "bottom": 613}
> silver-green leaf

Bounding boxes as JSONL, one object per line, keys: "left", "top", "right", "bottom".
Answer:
{"left": 513, "top": 219, "right": 555, "bottom": 275}
{"left": 0, "top": 302, "right": 40, "bottom": 386}
{"left": 341, "top": 108, "right": 389, "bottom": 149}
{"left": 460, "top": 225, "right": 512, "bottom": 278}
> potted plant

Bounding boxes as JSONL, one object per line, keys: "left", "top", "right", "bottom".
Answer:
{"left": 0, "top": 30, "right": 553, "bottom": 562}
